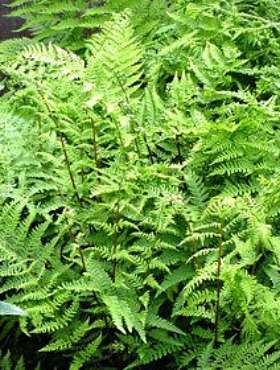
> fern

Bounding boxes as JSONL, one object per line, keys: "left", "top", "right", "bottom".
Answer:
{"left": 0, "top": 351, "right": 40, "bottom": 370}
{"left": 2, "top": 1, "right": 280, "bottom": 368}
{"left": 196, "top": 340, "right": 280, "bottom": 370}
{"left": 9, "top": 0, "right": 169, "bottom": 50}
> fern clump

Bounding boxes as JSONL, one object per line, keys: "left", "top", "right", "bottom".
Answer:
{"left": 1, "top": 1, "right": 280, "bottom": 369}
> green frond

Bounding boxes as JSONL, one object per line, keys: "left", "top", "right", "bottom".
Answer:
{"left": 197, "top": 340, "right": 280, "bottom": 370}
{"left": 2, "top": 0, "right": 280, "bottom": 368}
{"left": 70, "top": 334, "right": 102, "bottom": 370}
{"left": 85, "top": 12, "right": 143, "bottom": 105}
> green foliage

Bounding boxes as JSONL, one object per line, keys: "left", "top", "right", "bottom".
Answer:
{"left": 1, "top": 0, "right": 280, "bottom": 369}
{"left": 9, "top": 0, "right": 172, "bottom": 50}
{"left": 0, "top": 351, "right": 40, "bottom": 370}
{"left": 196, "top": 340, "right": 280, "bottom": 370}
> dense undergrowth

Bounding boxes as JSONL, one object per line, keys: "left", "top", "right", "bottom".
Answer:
{"left": 1, "top": 0, "right": 280, "bottom": 369}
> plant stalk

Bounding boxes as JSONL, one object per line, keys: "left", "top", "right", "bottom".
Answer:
{"left": 40, "top": 92, "right": 82, "bottom": 205}
{"left": 60, "top": 135, "right": 82, "bottom": 205}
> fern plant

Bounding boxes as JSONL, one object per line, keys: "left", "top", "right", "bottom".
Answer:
{"left": 9, "top": 0, "right": 172, "bottom": 50}
{"left": 1, "top": 1, "right": 280, "bottom": 369}
{"left": 194, "top": 340, "right": 280, "bottom": 370}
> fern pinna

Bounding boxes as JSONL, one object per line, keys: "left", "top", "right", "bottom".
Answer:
{"left": 1, "top": 1, "right": 280, "bottom": 369}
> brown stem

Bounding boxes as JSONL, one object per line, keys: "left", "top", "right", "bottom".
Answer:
{"left": 40, "top": 92, "right": 82, "bottom": 205}
{"left": 175, "top": 134, "right": 183, "bottom": 164}
{"left": 64, "top": 214, "right": 87, "bottom": 272}
{"left": 143, "top": 133, "right": 154, "bottom": 164}
{"left": 78, "top": 245, "right": 87, "bottom": 273}
{"left": 60, "top": 135, "right": 82, "bottom": 205}
{"left": 81, "top": 165, "right": 85, "bottom": 184}
{"left": 113, "top": 71, "right": 141, "bottom": 158}
{"left": 214, "top": 232, "right": 223, "bottom": 346}
{"left": 189, "top": 223, "right": 197, "bottom": 271}
{"left": 133, "top": 134, "right": 141, "bottom": 159}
